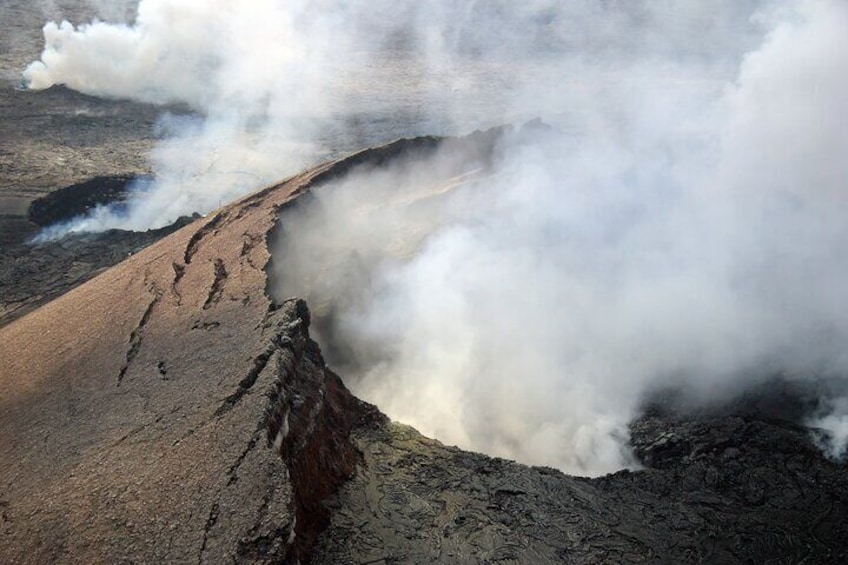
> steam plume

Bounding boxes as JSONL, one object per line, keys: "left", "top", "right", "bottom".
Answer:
{"left": 270, "top": 1, "right": 848, "bottom": 475}
{"left": 26, "top": 1, "right": 848, "bottom": 472}
{"left": 25, "top": 0, "right": 761, "bottom": 236}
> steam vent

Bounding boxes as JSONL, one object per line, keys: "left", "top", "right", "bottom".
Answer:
{"left": 3, "top": 1, "right": 848, "bottom": 564}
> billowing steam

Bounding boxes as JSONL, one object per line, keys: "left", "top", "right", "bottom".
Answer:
{"left": 27, "top": 0, "right": 848, "bottom": 473}
{"left": 25, "top": 0, "right": 761, "bottom": 236}
{"left": 272, "top": 0, "right": 848, "bottom": 475}
{"left": 810, "top": 394, "right": 848, "bottom": 461}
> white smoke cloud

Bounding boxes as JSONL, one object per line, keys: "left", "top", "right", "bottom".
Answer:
{"left": 25, "top": 0, "right": 764, "bottom": 237}
{"left": 271, "top": 0, "right": 848, "bottom": 475}
{"left": 809, "top": 395, "right": 848, "bottom": 462}
{"left": 24, "top": 0, "right": 848, "bottom": 473}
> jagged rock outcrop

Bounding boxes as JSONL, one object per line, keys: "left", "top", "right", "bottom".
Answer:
{"left": 311, "top": 402, "right": 848, "bottom": 564}
{"left": 1, "top": 134, "right": 847, "bottom": 564}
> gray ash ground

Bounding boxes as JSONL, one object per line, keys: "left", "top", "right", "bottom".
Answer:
{"left": 0, "top": 78, "right": 168, "bottom": 247}
{"left": 316, "top": 410, "right": 848, "bottom": 564}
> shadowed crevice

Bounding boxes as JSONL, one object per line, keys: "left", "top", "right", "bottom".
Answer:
{"left": 184, "top": 212, "right": 226, "bottom": 265}
{"left": 117, "top": 289, "right": 161, "bottom": 385}
{"left": 214, "top": 329, "right": 294, "bottom": 418}
{"left": 202, "top": 259, "right": 228, "bottom": 310}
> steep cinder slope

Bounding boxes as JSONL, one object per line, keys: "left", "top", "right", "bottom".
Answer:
{"left": 0, "top": 146, "right": 380, "bottom": 563}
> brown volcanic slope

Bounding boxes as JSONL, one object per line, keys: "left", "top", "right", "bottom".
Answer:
{"left": 2, "top": 135, "right": 848, "bottom": 564}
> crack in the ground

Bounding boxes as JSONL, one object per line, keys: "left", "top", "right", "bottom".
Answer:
{"left": 184, "top": 212, "right": 226, "bottom": 265}
{"left": 191, "top": 320, "right": 221, "bottom": 331}
{"left": 197, "top": 501, "right": 220, "bottom": 565}
{"left": 202, "top": 259, "right": 228, "bottom": 310}
{"left": 170, "top": 262, "right": 185, "bottom": 305}
{"left": 117, "top": 289, "right": 161, "bottom": 385}
{"left": 214, "top": 330, "right": 295, "bottom": 418}
{"left": 110, "top": 406, "right": 181, "bottom": 447}
{"left": 240, "top": 233, "right": 264, "bottom": 269}
{"left": 226, "top": 430, "right": 262, "bottom": 486}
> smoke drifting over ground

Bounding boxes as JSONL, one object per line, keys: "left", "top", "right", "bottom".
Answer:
{"left": 27, "top": 1, "right": 848, "bottom": 473}
{"left": 26, "top": 0, "right": 762, "bottom": 236}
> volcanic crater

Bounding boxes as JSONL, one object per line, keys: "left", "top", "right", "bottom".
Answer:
{"left": 1, "top": 131, "right": 846, "bottom": 564}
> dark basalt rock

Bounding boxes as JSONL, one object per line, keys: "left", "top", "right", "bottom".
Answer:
{"left": 28, "top": 174, "right": 150, "bottom": 227}
{"left": 312, "top": 399, "right": 847, "bottom": 564}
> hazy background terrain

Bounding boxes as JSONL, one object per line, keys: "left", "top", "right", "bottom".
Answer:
{"left": 0, "top": 0, "right": 160, "bottom": 246}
